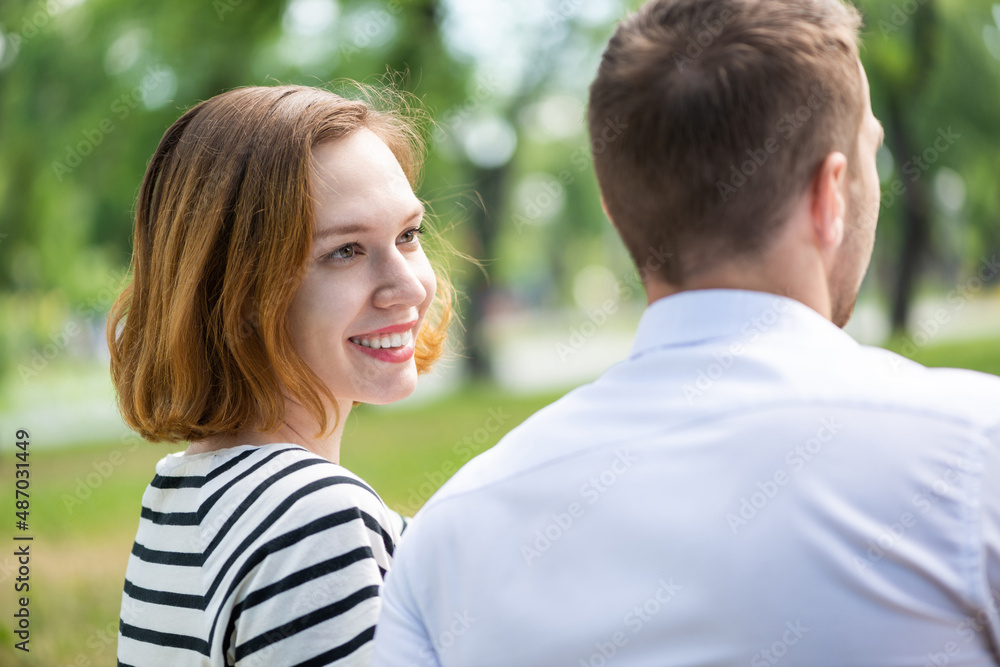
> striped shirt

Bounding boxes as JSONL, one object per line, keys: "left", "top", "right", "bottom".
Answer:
{"left": 118, "top": 442, "right": 406, "bottom": 667}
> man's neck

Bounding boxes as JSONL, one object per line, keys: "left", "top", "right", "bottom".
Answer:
{"left": 643, "top": 256, "right": 833, "bottom": 323}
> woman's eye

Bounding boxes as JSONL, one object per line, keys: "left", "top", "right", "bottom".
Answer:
{"left": 399, "top": 226, "right": 425, "bottom": 245}
{"left": 328, "top": 244, "right": 357, "bottom": 261}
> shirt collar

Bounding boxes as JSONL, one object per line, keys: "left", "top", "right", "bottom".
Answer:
{"left": 629, "top": 288, "right": 856, "bottom": 358}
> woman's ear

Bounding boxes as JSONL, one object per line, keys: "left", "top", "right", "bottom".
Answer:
{"left": 810, "top": 151, "right": 848, "bottom": 252}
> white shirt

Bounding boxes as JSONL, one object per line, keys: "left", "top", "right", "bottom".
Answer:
{"left": 119, "top": 442, "right": 406, "bottom": 667}
{"left": 372, "top": 289, "right": 1000, "bottom": 667}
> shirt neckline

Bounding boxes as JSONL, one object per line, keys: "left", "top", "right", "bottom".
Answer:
{"left": 156, "top": 442, "right": 310, "bottom": 473}
{"left": 629, "top": 288, "right": 855, "bottom": 358}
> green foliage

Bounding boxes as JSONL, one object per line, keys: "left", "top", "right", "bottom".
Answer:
{"left": 0, "top": 0, "right": 477, "bottom": 377}
{"left": 858, "top": 0, "right": 1000, "bottom": 295}
{"left": 5, "top": 0, "right": 1000, "bottom": 380}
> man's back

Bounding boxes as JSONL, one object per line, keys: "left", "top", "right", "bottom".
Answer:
{"left": 373, "top": 290, "right": 1000, "bottom": 666}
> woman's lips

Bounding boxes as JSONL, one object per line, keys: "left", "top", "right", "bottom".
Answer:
{"left": 352, "top": 320, "right": 418, "bottom": 338}
{"left": 348, "top": 323, "right": 417, "bottom": 363}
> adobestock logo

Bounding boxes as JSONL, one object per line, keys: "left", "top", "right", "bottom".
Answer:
{"left": 716, "top": 84, "right": 830, "bottom": 202}
{"left": 880, "top": 126, "right": 961, "bottom": 210}
{"left": 683, "top": 296, "right": 791, "bottom": 403}
{"left": 750, "top": 620, "right": 809, "bottom": 667}
{"left": 398, "top": 407, "right": 511, "bottom": 515}
{"left": 726, "top": 417, "right": 843, "bottom": 535}
{"left": 578, "top": 578, "right": 683, "bottom": 667}
{"left": 521, "top": 449, "right": 638, "bottom": 565}
{"left": 672, "top": 9, "right": 736, "bottom": 71}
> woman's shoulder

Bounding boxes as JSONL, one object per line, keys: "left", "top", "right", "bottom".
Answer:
{"left": 144, "top": 443, "right": 401, "bottom": 552}
{"left": 212, "top": 443, "right": 382, "bottom": 506}
{"left": 198, "top": 444, "right": 398, "bottom": 539}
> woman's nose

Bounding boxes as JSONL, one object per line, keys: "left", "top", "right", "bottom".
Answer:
{"left": 372, "top": 249, "right": 430, "bottom": 310}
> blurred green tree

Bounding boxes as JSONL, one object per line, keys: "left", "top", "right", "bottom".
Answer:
{"left": 859, "top": 0, "right": 1000, "bottom": 331}
{"left": 3, "top": 0, "right": 1000, "bottom": 386}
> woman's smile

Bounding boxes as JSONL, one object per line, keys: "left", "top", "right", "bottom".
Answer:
{"left": 348, "top": 320, "right": 418, "bottom": 362}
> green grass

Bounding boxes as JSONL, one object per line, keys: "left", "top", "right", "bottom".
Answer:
{"left": 4, "top": 336, "right": 1000, "bottom": 664}
{"left": 884, "top": 335, "right": 1000, "bottom": 376}
{"left": 343, "top": 385, "right": 567, "bottom": 514}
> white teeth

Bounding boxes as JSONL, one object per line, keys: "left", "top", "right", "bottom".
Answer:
{"left": 351, "top": 329, "right": 413, "bottom": 350}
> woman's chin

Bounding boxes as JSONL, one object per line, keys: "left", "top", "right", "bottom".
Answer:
{"left": 357, "top": 375, "right": 420, "bottom": 406}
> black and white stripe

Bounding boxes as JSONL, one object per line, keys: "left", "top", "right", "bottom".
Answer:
{"left": 118, "top": 443, "right": 405, "bottom": 666}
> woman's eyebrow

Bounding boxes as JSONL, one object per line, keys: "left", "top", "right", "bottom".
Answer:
{"left": 313, "top": 205, "right": 425, "bottom": 242}
{"left": 313, "top": 204, "right": 425, "bottom": 242}
{"left": 410, "top": 204, "right": 426, "bottom": 221}
{"left": 313, "top": 222, "right": 371, "bottom": 241}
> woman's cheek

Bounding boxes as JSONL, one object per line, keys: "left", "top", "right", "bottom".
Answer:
{"left": 418, "top": 256, "right": 437, "bottom": 312}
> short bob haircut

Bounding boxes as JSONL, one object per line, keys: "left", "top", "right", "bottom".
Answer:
{"left": 108, "top": 84, "right": 451, "bottom": 443}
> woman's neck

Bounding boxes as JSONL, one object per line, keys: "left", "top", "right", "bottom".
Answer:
{"left": 184, "top": 398, "right": 350, "bottom": 463}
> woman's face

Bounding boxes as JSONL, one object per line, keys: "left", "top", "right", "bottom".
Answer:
{"left": 287, "top": 128, "right": 436, "bottom": 410}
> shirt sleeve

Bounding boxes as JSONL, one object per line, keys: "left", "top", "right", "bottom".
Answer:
{"left": 370, "top": 551, "right": 441, "bottom": 667}
{"left": 227, "top": 498, "right": 395, "bottom": 667}
{"left": 977, "top": 422, "right": 1000, "bottom": 662}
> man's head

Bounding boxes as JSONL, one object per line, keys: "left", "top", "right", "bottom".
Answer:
{"left": 589, "top": 0, "right": 883, "bottom": 326}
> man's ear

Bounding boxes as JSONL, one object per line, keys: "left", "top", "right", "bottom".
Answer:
{"left": 810, "top": 151, "right": 848, "bottom": 252}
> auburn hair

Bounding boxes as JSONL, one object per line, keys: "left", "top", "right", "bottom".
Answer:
{"left": 589, "top": 0, "right": 864, "bottom": 285}
{"left": 108, "top": 84, "right": 451, "bottom": 443}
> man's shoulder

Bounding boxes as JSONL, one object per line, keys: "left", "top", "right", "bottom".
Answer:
{"left": 413, "top": 383, "right": 619, "bottom": 513}
{"left": 847, "top": 343, "right": 1000, "bottom": 429}
{"left": 443, "top": 345, "right": 998, "bottom": 483}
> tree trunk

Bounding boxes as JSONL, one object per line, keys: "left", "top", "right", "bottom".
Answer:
{"left": 464, "top": 165, "right": 507, "bottom": 380}
{"left": 887, "top": 99, "right": 931, "bottom": 334}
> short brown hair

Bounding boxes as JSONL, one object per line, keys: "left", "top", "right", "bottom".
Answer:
{"left": 589, "top": 0, "right": 863, "bottom": 284}
{"left": 108, "top": 84, "right": 451, "bottom": 443}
